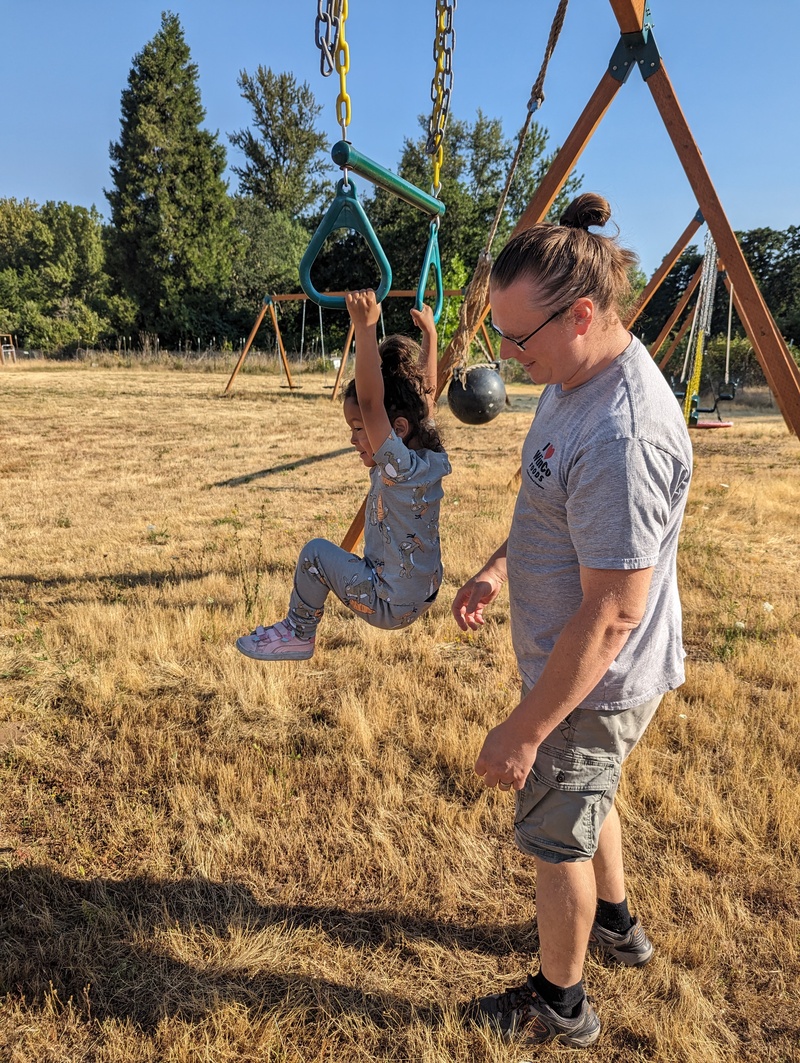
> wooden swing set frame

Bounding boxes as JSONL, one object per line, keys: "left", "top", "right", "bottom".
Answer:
{"left": 336, "top": 0, "right": 800, "bottom": 549}
{"left": 461, "top": 1, "right": 800, "bottom": 425}
{"left": 228, "top": 2, "right": 800, "bottom": 551}
{"left": 223, "top": 288, "right": 496, "bottom": 400}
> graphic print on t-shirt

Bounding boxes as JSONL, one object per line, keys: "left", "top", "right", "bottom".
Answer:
{"left": 526, "top": 441, "right": 555, "bottom": 489}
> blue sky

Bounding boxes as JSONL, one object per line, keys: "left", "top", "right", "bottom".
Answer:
{"left": 2, "top": 0, "right": 797, "bottom": 276}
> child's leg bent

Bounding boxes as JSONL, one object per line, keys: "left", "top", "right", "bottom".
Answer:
{"left": 288, "top": 538, "right": 379, "bottom": 638}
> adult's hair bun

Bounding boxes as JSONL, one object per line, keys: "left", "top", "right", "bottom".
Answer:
{"left": 560, "top": 192, "right": 611, "bottom": 231}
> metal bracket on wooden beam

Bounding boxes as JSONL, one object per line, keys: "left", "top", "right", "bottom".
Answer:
{"left": 608, "top": 6, "right": 662, "bottom": 82}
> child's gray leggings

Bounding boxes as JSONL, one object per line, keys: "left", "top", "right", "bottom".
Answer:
{"left": 287, "top": 537, "right": 430, "bottom": 638}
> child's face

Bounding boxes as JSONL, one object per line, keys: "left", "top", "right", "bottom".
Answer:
{"left": 343, "top": 397, "right": 377, "bottom": 468}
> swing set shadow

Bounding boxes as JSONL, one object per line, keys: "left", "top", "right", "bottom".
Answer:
{"left": 212, "top": 447, "right": 353, "bottom": 488}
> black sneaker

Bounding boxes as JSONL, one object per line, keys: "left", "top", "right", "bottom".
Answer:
{"left": 590, "top": 916, "right": 654, "bottom": 966}
{"left": 466, "top": 974, "right": 600, "bottom": 1048}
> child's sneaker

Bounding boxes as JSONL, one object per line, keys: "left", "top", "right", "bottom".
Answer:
{"left": 235, "top": 621, "right": 315, "bottom": 661}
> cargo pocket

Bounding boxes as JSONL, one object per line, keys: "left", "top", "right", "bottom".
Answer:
{"left": 514, "top": 744, "right": 620, "bottom": 862}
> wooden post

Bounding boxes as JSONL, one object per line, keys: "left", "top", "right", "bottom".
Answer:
{"left": 625, "top": 212, "right": 703, "bottom": 329}
{"left": 646, "top": 64, "right": 800, "bottom": 435}
{"left": 341, "top": 496, "right": 368, "bottom": 553}
{"left": 608, "top": 0, "right": 647, "bottom": 33}
{"left": 224, "top": 301, "right": 268, "bottom": 394}
{"left": 267, "top": 300, "right": 296, "bottom": 390}
{"left": 650, "top": 263, "right": 703, "bottom": 359}
{"left": 330, "top": 321, "right": 355, "bottom": 401}
{"left": 657, "top": 312, "right": 693, "bottom": 371}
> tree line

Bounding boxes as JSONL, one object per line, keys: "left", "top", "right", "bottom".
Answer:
{"left": 1, "top": 9, "right": 798, "bottom": 375}
{"left": 0, "top": 12, "right": 574, "bottom": 356}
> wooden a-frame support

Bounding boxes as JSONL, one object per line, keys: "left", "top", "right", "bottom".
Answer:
{"left": 224, "top": 289, "right": 469, "bottom": 398}
{"left": 340, "top": 2, "right": 800, "bottom": 550}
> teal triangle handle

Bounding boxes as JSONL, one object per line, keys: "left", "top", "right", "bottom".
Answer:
{"left": 299, "top": 178, "right": 392, "bottom": 310}
{"left": 415, "top": 220, "right": 444, "bottom": 324}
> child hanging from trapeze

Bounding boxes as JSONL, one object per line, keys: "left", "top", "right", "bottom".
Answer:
{"left": 235, "top": 289, "right": 451, "bottom": 661}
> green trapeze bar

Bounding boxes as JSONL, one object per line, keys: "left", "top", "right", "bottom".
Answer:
{"left": 416, "top": 221, "right": 444, "bottom": 324}
{"left": 299, "top": 177, "right": 392, "bottom": 310}
{"left": 331, "top": 141, "right": 446, "bottom": 217}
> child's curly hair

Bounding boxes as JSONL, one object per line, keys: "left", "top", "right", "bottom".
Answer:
{"left": 343, "top": 334, "right": 445, "bottom": 453}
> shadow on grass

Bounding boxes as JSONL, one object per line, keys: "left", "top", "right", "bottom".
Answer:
{"left": 0, "top": 867, "right": 531, "bottom": 1031}
{"left": 212, "top": 447, "right": 353, "bottom": 488}
{"left": 2, "top": 570, "right": 210, "bottom": 593}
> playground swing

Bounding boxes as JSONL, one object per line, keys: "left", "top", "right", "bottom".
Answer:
{"left": 301, "top": 0, "right": 449, "bottom": 323}
{"left": 672, "top": 231, "right": 733, "bottom": 429}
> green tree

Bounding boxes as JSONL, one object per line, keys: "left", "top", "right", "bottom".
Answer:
{"left": 227, "top": 196, "right": 310, "bottom": 338}
{"left": 739, "top": 227, "right": 800, "bottom": 345}
{"left": 228, "top": 67, "right": 330, "bottom": 216}
{"left": 105, "top": 10, "right": 235, "bottom": 344}
{"left": 0, "top": 197, "right": 121, "bottom": 353}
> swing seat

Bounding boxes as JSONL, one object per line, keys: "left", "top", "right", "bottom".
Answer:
{"left": 692, "top": 420, "right": 733, "bottom": 429}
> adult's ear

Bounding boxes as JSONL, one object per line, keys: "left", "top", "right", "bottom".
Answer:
{"left": 571, "top": 297, "right": 594, "bottom": 336}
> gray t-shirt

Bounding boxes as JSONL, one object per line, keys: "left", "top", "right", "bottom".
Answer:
{"left": 364, "top": 430, "right": 451, "bottom": 607}
{"left": 507, "top": 336, "right": 693, "bottom": 710}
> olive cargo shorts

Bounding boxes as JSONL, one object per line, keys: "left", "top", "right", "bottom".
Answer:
{"left": 514, "top": 694, "right": 663, "bottom": 864}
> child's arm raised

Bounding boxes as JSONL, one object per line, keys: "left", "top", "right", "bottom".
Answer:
{"left": 410, "top": 303, "right": 438, "bottom": 420}
{"left": 345, "top": 289, "right": 393, "bottom": 455}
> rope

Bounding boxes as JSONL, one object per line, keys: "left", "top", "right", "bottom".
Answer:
{"left": 724, "top": 281, "right": 734, "bottom": 385}
{"left": 440, "top": 0, "right": 569, "bottom": 382}
{"left": 529, "top": 0, "right": 570, "bottom": 113}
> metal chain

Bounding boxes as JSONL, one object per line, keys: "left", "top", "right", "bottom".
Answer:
{"left": 426, "top": 0, "right": 456, "bottom": 194}
{"left": 682, "top": 232, "right": 717, "bottom": 421}
{"left": 314, "top": 0, "right": 339, "bottom": 78}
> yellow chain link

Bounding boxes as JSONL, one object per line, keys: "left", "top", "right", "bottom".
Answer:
{"left": 429, "top": 0, "right": 454, "bottom": 194}
{"left": 334, "top": 0, "right": 351, "bottom": 136}
{"left": 683, "top": 330, "right": 704, "bottom": 423}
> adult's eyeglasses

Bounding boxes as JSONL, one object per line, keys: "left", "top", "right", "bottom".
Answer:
{"left": 489, "top": 304, "right": 571, "bottom": 352}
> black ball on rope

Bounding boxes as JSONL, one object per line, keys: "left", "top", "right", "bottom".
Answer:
{"left": 447, "top": 362, "right": 507, "bottom": 425}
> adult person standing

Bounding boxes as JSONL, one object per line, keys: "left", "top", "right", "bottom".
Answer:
{"left": 453, "top": 193, "right": 693, "bottom": 1049}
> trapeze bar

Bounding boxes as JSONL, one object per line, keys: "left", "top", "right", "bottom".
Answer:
{"left": 331, "top": 141, "right": 446, "bottom": 217}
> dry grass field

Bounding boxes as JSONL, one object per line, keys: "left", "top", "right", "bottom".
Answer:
{"left": 1, "top": 361, "right": 798, "bottom": 1062}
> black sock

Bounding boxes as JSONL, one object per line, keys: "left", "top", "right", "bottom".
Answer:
{"left": 596, "top": 896, "right": 633, "bottom": 934}
{"left": 530, "top": 970, "right": 585, "bottom": 1019}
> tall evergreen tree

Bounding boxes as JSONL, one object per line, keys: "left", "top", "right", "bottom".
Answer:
{"left": 228, "top": 68, "right": 329, "bottom": 217}
{"left": 106, "top": 11, "right": 235, "bottom": 344}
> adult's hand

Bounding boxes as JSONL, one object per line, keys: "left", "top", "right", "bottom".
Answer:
{"left": 452, "top": 563, "right": 506, "bottom": 631}
{"left": 475, "top": 717, "right": 537, "bottom": 791}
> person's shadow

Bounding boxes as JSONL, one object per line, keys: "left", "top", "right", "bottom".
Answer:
{"left": 0, "top": 866, "right": 536, "bottom": 1032}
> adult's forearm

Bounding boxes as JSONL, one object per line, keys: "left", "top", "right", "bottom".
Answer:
{"left": 507, "top": 609, "right": 635, "bottom": 746}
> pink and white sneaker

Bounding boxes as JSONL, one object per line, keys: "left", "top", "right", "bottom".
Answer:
{"left": 235, "top": 620, "right": 315, "bottom": 661}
